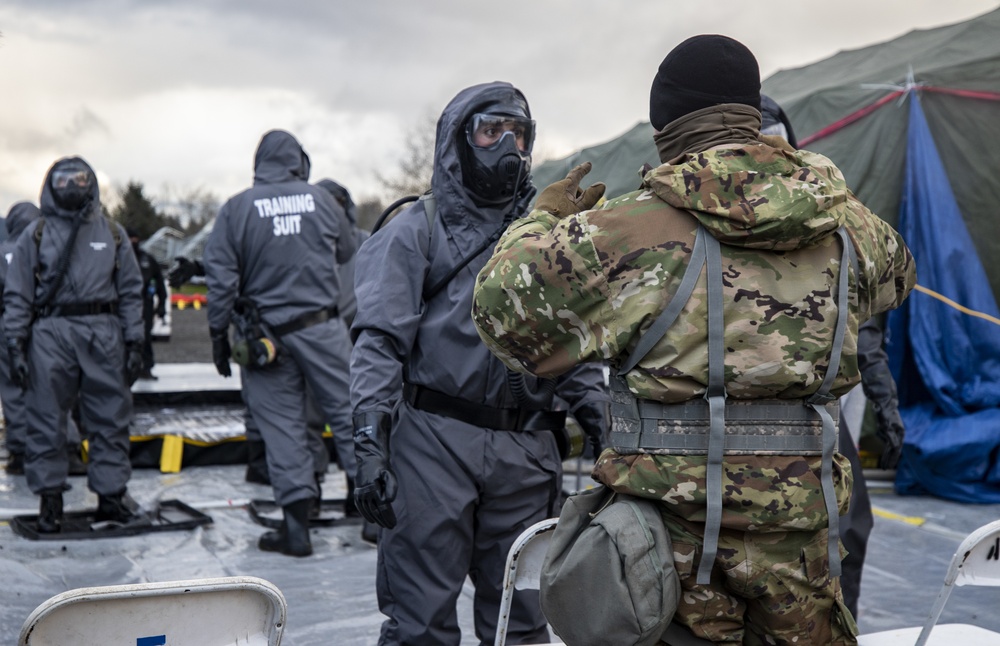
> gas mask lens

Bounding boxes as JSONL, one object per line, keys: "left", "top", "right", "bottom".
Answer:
{"left": 51, "top": 169, "right": 92, "bottom": 189}
{"left": 467, "top": 114, "right": 535, "bottom": 153}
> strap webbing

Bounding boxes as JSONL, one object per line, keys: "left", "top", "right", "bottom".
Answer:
{"left": 806, "top": 227, "right": 855, "bottom": 579}
{"left": 618, "top": 227, "right": 707, "bottom": 375}
{"left": 696, "top": 231, "right": 726, "bottom": 585}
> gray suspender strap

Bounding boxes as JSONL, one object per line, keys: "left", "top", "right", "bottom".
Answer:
{"left": 618, "top": 226, "right": 708, "bottom": 375}
{"left": 695, "top": 231, "right": 726, "bottom": 585}
{"left": 806, "top": 226, "right": 855, "bottom": 579}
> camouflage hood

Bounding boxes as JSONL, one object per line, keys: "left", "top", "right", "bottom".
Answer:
{"left": 646, "top": 104, "right": 847, "bottom": 251}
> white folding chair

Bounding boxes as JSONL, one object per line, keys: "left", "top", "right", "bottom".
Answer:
{"left": 858, "top": 519, "right": 1000, "bottom": 645}
{"left": 495, "top": 518, "right": 564, "bottom": 646}
{"left": 19, "top": 576, "right": 287, "bottom": 645}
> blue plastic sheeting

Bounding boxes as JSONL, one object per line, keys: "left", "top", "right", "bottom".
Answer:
{"left": 887, "top": 92, "right": 1000, "bottom": 503}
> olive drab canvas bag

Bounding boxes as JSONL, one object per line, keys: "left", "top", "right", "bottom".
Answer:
{"left": 539, "top": 487, "right": 681, "bottom": 646}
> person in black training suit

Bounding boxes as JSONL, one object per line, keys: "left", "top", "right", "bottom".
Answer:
{"left": 127, "top": 229, "right": 167, "bottom": 380}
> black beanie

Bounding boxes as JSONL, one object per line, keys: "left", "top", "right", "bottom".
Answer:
{"left": 649, "top": 34, "right": 761, "bottom": 131}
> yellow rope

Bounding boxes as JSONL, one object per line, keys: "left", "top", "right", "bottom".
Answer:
{"left": 914, "top": 284, "right": 1000, "bottom": 327}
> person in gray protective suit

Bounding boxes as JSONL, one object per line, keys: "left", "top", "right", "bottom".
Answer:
{"left": 204, "top": 129, "right": 357, "bottom": 557}
{"left": 1, "top": 202, "right": 88, "bottom": 477}
{"left": 3, "top": 157, "right": 145, "bottom": 533}
{"left": 349, "top": 81, "right": 610, "bottom": 645}
{"left": 1, "top": 202, "right": 43, "bottom": 475}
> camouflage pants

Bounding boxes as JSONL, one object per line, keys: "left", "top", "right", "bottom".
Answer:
{"left": 662, "top": 513, "right": 858, "bottom": 645}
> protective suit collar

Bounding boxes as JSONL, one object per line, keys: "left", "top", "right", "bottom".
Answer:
{"left": 253, "top": 130, "right": 311, "bottom": 185}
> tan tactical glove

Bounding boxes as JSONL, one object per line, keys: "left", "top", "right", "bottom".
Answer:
{"left": 534, "top": 162, "right": 606, "bottom": 217}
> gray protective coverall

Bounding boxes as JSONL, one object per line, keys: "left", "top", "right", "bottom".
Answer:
{"left": 205, "top": 130, "right": 356, "bottom": 508}
{"left": 0, "top": 203, "right": 42, "bottom": 460}
{"left": 3, "top": 160, "right": 144, "bottom": 496}
{"left": 350, "top": 82, "right": 609, "bottom": 645}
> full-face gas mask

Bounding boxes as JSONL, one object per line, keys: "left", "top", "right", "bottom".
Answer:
{"left": 461, "top": 106, "right": 535, "bottom": 206}
{"left": 49, "top": 161, "right": 95, "bottom": 211}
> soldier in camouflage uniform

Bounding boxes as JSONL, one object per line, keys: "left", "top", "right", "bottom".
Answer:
{"left": 472, "top": 36, "right": 915, "bottom": 644}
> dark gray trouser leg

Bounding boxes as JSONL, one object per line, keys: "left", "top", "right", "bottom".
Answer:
{"left": 27, "top": 318, "right": 132, "bottom": 495}
{"left": 242, "top": 368, "right": 328, "bottom": 475}
{"left": 838, "top": 420, "right": 873, "bottom": 618}
{"left": 0, "top": 330, "right": 28, "bottom": 455}
{"left": 281, "top": 320, "right": 354, "bottom": 476}
{"left": 376, "top": 406, "right": 556, "bottom": 646}
{"left": 242, "top": 357, "right": 318, "bottom": 507}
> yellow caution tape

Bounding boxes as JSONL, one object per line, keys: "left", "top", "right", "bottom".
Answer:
{"left": 915, "top": 284, "right": 1000, "bottom": 327}
{"left": 872, "top": 506, "right": 925, "bottom": 526}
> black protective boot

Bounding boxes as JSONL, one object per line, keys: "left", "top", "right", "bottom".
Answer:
{"left": 244, "top": 440, "right": 270, "bottom": 485}
{"left": 38, "top": 492, "right": 64, "bottom": 534}
{"left": 311, "top": 472, "right": 324, "bottom": 518}
{"left": 258, "top": 498, "right": 313, "bottom": 557}
{"left": 5, "top": 451, "right": 25, "bottom": 475}
{"left": 344, "top": 475, "right": 361, "bottom": 518}
{"left": 67, "top": 445, "right": 88, "bottom": 476}
{"left": 95, "top": 490, "right": 142, "bottom": 524}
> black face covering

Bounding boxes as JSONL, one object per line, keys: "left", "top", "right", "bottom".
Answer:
{"left": 460, "top": 105, "right": 534, "bottom": 207}
{"left": 50, "top": 162, "right": 95, "bottom": 211}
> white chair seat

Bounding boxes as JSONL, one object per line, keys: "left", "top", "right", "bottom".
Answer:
{"left": 858, "top": 623, "right": 1000, "bottom": 645}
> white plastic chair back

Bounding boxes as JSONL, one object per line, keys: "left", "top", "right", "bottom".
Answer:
{"left": 858, "top": 519, "right": 1000, "bottom": 646}
{"left": 494, "top": 518, "right": 563, "bottom": 646}
{"left": 19, "top": 576, "right": 286, "bottom": 646}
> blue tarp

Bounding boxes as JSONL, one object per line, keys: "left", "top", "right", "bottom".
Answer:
{"left": 887, "top": 92, "right": 1000, "bottom": 503}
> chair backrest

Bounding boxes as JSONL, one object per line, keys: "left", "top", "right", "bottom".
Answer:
{"left": 19, "top": 576, "right": 287, "bottom": 646}
{"left": 913, "top": 519, "right": 1000, "bottom": 646}
{"left": 949, "top": 518, "right": 1000, "bottom": 588}
{"left": 495, "top": 518, "right": 559, "bottom": 646}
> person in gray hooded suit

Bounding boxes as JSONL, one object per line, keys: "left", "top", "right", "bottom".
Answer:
{"left": 204, "top": 130, "right": 356, "bottom": 557}
{"left": 1, "top": 202, "right": 43, "bottom": 475}
{"left": 1, "top": 203, "right": 89, "bottom": 478}
{"left": 3, "top": 157, "right": 145, "bottom": 533}
{"left": 349, "top": 81, "right": 610, "bottom": 645}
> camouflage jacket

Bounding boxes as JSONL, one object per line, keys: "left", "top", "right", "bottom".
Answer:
{"left": 472, "top": 105, "right": 915, "bottom": 530}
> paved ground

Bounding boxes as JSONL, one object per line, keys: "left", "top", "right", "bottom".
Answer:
{"left": 151, "top": 304, "right": 212, "bottom": 365}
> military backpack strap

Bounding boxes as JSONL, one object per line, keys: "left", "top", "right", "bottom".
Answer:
{"left": 804, "top": 226, "right": 856, "bottom": 579}
{"left": 696, "top": 230, "right": 727, "bottom": 585}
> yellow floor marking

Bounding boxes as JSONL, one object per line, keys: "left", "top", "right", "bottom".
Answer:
{"left": 873, "top": 506, "right": 926, "bottom": 526}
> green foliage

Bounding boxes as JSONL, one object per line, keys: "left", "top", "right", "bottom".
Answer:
{"left": 108, "top": 181, "right": 183, "bottom": 240}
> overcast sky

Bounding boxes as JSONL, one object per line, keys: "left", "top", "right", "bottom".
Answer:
{"left": 1, "top": 0, "right": 998, "bottom": 215}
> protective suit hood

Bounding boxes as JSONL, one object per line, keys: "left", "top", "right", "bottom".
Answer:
{"left": 39, "top": 156, "right": 100, "bottom": 220}
{"left": 431, "top": 82, "right": 536, "bottom": 250}
{"left": 253, "top": 130, "right": 311, "bottom": 185}
{"left": 6, "top": 202, "right": 41, "bottom": 238}
{"left": 317, "top": 178, "right": 357, "bottom": 226}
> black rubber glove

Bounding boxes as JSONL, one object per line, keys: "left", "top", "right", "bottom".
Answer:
{"left": 124, "top": 341, "right": 144, "bottom": 386}
{"left": 573, "top": 400, "right": 611, "bottom": 457}
{"left": 168, "top": 257, "right": 200, "bottom": 288}
{"left": 6, "top": 337, "right": 29, "bottom": 390}
{"left": 210, "top": 327, "right": 232, "bottom": 377}
{"left": 875, "top": 406, "right": 905, "bottom": 470}
{"left": 353, "top": 412, "right": 398, "bottom": 529}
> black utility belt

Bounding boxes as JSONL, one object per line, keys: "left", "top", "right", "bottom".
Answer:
{"left": 403, "top": 383, "right": 567, "bottom": 432}
{"left": 36, "top": 301, "right": 118, "bottom": 318}
{"left": 270, "top": 305, "right": 339, "bottom": 337}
